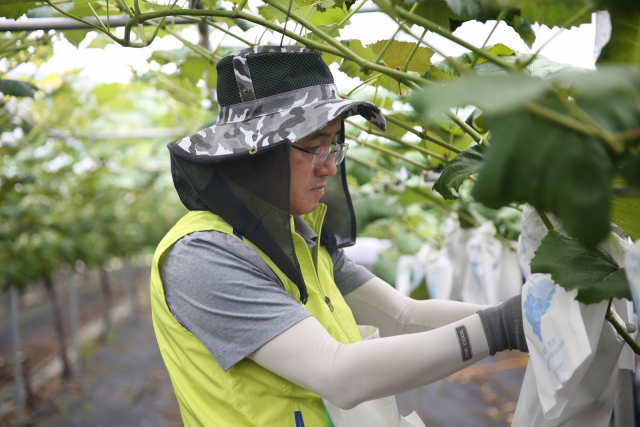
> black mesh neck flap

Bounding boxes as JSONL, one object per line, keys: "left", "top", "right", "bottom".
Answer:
{"left": 169, "top": 143, "right": 308, "bottom": 303}
{"left": 319, "top": 160, "right": 356, "bottom": 249}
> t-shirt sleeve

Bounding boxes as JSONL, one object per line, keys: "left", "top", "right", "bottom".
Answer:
{"left": 328, "top": 247, "right": 375, "bottom": 296}
{"left": 160, "top": 230, "right": 311, "bottom": 371}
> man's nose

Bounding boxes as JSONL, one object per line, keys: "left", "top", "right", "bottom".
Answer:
{"left": 315, "top": 154, "right": 337, "bottom": 177}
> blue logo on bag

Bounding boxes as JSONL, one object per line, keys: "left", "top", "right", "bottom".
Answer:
{"left": 523, "top": 276, "right": 556, "bottom": 342}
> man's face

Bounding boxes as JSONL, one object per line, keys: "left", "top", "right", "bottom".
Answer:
{"left": 290, "top": 118, "right": 341, "bottom": 217}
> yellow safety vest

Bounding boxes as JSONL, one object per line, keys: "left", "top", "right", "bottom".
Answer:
{"left": 150, "top": 205, "right": 362, "bottom": 426}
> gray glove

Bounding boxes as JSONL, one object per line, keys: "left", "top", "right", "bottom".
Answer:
{"left": 477, "top": 295, "right": 528, "bottom": 355}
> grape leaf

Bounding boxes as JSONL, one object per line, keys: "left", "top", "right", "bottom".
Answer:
{"left": 87, "top": 35, "right": 113, "bottom": 49}
{"left": 370, "top": 40, "right": 433, "bottom": 73}
{"left": 426, "top": 43, "right": 515, "bottom": 80}
{"left": 505, "top": 12, "right": 536, "bottom": 48}
{"left": 611, "top": 199, "right": 640, "bottom": 241}
{"left": 413, "top": 0, "right": 455, "bottom": 30}
{"left": 62, "top": 30, "right": 90, "bottom": 48}
{"left": 531, "top": 230, "right": 632, "bottom": 304}
{"left": 597, "top": 11, "right": 640, "bottom": 65}
{"left": 0, "top": 79, "right": 38, "bottom": 98}
{"left": 471, "top": 97, "right": 614, "bottom": 249}
{"left": 0, "top": 2, "right": 35, "bottom": 19}
{"left": 520, "top": 2, "right": 592, "bottom": 29}
{"left": 411, "top": 73, "right": 547, "bottom": 120}
{"left": 433, "top": 144, "right": 485, "bottom": 199}
{"left": 181, "top": 56, "right": 215, "bottom": 85}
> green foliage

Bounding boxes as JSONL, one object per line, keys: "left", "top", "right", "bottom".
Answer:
{"left": 531, "top": 230, "right": 632, "bottom": 304}
{"left": 0, "top": 79, "right": 38, "bottom": 98}
{"left": 0, "top": 2, "right": 36, "bottom": 20}
{"left": 370, "top": 40, "right": 433, "bottom": 73}
{"left": 472, "top": 99, "right": 614, "bottom": 248}
{"left": 611, "top": 199, "right": 640, "bottom": 241}
{"left": 433, "top": 144, "right": 485, "bottom": 199}
{"left": 598, "top": 12, "right": 640, "bottom": 65}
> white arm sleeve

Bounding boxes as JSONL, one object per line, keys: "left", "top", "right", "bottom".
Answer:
{"left": 248, "top": 313, "right": 489, "bottom": 409}
{"left": 344, "top": 276, "right": 490, "bottom": 337}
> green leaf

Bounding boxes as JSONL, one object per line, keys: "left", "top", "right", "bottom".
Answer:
{"left": 433, "top": 144, "right": 485, "bottom": 199}
{"left": 611, "top": 199, "right": 640, "bottom": 241}
{"left": 411, "top": 73, "right": 547, "bottom": 120}
{"left": 309, "top": 6, "right": 346, "bottom": 26}
{"left": 0, "top": 2, "right": 35, "bottom": 19}
{"left": 598, "top": 11, "right": 640, "bottom": 65}
{"left": 530, "top": 230, "right": 632, "bottom": 304}
{"left": 426, "top": 43, "right": 515, "bottom": 80}
{"left": 413, "top": 0, "right": 456, "bottom": 29}
{"left": 62, "top": 30, "right": 90, "bottom": 48}
{"left": 86, "top": 35, "right": 113, "bottom": 49}
{"left": 180, "top": 56, "right": 215, "bottom": 85}
{"left": 370, "top": 40, "right": 433, "bottom": 73}
{"left": 307, "top": 24, "right": 341, "bottom": 42}
{"left": 444, "top": 0, "right": 499, "bottom": 21}
{"left": 260, "top": 0, "right": 316, "bottom": 24}
{"left": 0, "top": 79, "right": 38, "bottom": 97}
{"left": 505, "top": 12, "right": 536, "bottom": 48}
{"left": 520, "top": 2, "right": 592, "bottom": 29}
{"left": 623, "top": 154, "right": 640, "bottom": 188}
{"left": 471, "top": 97, "right": 614, "bottom": 249}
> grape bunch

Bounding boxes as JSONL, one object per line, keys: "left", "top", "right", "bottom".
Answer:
{"left": 523, "top": 277, "right": 557, "bottom": 342}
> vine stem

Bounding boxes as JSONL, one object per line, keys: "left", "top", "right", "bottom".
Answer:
{"left": 346, "top": 132, "right": 429, "bottom": 169}
{"left": 469, "top": 8, "right": 507, "bottom": 69}
{"left": 182, "top": 16, "right": 255, "bottom": 46}
{"left": 535, "top": 207, "right": 555, "bottom": 231}
{"left": 384, "top": 115, "right": 461, "bottom": 153}
{"left": 605, "top": 300, "right": 640, "bottom": 356}
{"left": 261, "top": 0, "right": 433, "bottom": 86}
{"left": 391, "top": 3, "right": 519, "bottom": 72}
{"left": 373, "top": 2, "right": 419, "bottom": 65}
{"left": 324, "top": 0, "right": 367, "bottom": 39}
{"left": 347, "top": 120, "right": 448, "bottom": 162}
{"left": 345, "top": 152, "right": 397, "bottom": 178}
{"left": 403, "top": 27, "right": 427, "bottom": 72}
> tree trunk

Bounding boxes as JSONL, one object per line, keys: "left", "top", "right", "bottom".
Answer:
{"left": 21, "top": 358, "right": 35, "bottom": 411}
{"left": 43, "top": 274, "right": 72, "bottom": 380}
{"left": 99, "top": 267, "right": 112, "bottom": 343}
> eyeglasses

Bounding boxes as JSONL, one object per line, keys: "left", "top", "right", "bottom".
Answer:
{"left": 291, "top": 142, "right": 349, "bottom": 169}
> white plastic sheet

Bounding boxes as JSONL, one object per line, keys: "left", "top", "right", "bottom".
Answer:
{"left": 323, "top": 326, "right": 426, "bottom": 427}
{"left": 512, "top": 205, "right": 627, "bottom": 426}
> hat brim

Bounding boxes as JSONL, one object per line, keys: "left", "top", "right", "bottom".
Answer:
{"left": 169, "top": 95, "right": 385, "bottom": 162}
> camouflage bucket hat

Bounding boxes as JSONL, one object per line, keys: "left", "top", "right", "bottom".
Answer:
{"left": 169, "top": 45, "right": 386, "bottom": 159}
{"left": 167, "top": 45, "right": 387, "bottom": 304}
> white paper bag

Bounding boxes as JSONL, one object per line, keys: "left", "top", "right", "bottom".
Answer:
{"left": 512, "top": 205, "right": 627, "bottom": 426}
{"left": 444, "top": 218, "right": 471, "bottom": 301}
{"left": 323, "top": 326, "right": 426, "bottom": 427}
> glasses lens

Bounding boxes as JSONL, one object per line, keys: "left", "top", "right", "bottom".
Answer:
{"left": 312, "top": 145, "right": 331, "bottom": 169}
{"left": 335, "top": 143, "right": 348, "bottom": 165}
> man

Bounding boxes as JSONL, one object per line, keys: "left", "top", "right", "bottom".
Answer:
{"left": 150, "top": 46, "right": 527, "bottom": 426}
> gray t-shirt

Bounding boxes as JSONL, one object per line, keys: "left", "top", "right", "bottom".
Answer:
{"left": 160, "top": 217, "right": 374, "bottom": 371}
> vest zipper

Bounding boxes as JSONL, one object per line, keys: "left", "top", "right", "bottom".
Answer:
{"left": 324, "top": 296, "right": 334, "bottom": 312}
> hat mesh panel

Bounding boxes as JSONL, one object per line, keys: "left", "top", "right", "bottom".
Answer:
{"left": 216, "top": 52, "right": 334, "bottom": 107}
{"left": 216, "top": 56, "right": 243, "bottom": 107}
{"left": 247, "top": 52, "right": 334, "bottom": 100}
